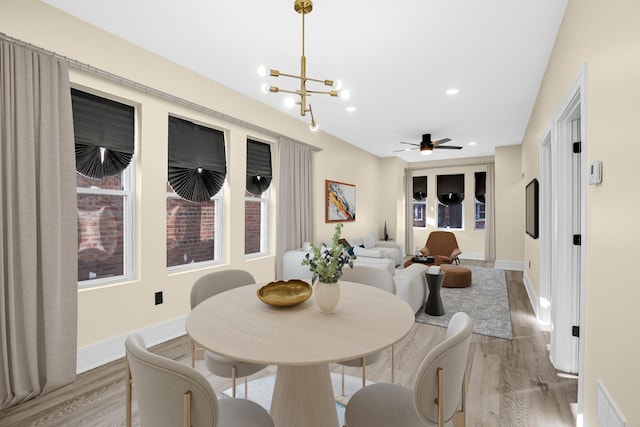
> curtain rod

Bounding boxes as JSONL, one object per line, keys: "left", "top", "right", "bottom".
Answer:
{"left": 405, "top": 160, "right": 494, "bottom": 172}
{"left": 0, "top": 33, "right": 321, "bottom": 152}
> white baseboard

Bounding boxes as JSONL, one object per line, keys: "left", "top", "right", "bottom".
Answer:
{"left": 494, "top": 260, "right": 524, "bottom": 271}
{"left": 76, "top": 315, "right": 187, "bottom": 374}
{"left": 522, "top": 270, "right": 539, "bottom": 317}
{"left": 522, "top": 270, "right": 551, "bottom": 331}
{"left": 460, "top": 251, "right": 484, "bottom": 261}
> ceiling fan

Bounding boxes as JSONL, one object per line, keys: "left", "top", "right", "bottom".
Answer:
{"left": 393, "top": 133, "right": 463, "bottom": 155}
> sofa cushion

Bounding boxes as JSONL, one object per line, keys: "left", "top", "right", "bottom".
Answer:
{"left": 376, "top": 247, "right": 401, "bottom": 265}
{"left": 362, "top": 235, "right": 376, "bottom": 249}
{"left": 353, "top": 246, "right": 384, "bottom": 258}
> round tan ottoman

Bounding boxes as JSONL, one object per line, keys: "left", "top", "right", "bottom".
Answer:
{"left": 440, "top": 264, "right": 472, "bottom": 288}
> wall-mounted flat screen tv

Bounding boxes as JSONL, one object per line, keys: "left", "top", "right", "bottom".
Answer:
{"left": 525, "top": 178, "right": 539, "bottom": 239}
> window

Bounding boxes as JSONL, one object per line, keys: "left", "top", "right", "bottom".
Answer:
{"left": 245, "top": 139, "right": 272, "bottom": 255}
{"left": 167, "top": 184, "right": 221, "bottom": 267}
{"left": 412, "top": 176, "right": 427, "bottom": 228}
{"left": 475, "top": 171, "right": 486, "bottom": 230}
{"left": 72, "top": 89, "right": 135, "bottom": 286}
{"left": 437, "top": 174, "right": 464, "bottom": 229}
{"left": 167, "top": 116, "right": 226, "bottom": 269}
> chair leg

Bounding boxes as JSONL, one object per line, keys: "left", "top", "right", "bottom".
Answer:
{"left": 341, "top": 365, "right": 346, "bottom": 397}
{"left": 125, "top": 356, "right": 132, "bottom": 427}
{"left": 361, "top": 356, "right": 366, "bottom": 389}
{"left": 183, "top": 391, "right": 191, "bottom": 427}
{"left": 191, "top": 341, "right": 205, "bottom": 367}
{"left": 391, "top": 344, "right": 395, "bottom": 383}
{"left": 231, "top": 365, "right": 237, "bottom": 398}
{"left": 459, "top": 370, "right": 467, "bottom": 426}
{"left": 437, "top": 367, "right": 445, "bottom": 427}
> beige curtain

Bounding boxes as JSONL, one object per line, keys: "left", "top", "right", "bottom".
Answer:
{"left": 275, "top": 137, "right": 314, "bottom": 279}
{"left": 0, "top": 39, "right": 78, "bottom": 409}
{"left": 484, "top": 162, "right": 496, "bottom": 261}
{"left": 404, "top": 169, "right": 413, "bottom": 256}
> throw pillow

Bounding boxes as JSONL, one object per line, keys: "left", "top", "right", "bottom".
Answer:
{"left": 353, "top": 246, "right": 384, "bottom": 258}
{"left": 338, "top": 238, "right": 354, "bottom": 256}
{"left": 362, "top": 235, "right": 376, "bottom": 249}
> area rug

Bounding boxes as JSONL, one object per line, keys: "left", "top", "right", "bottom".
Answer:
{"left": 222, "top": 373, "right": 368, "bottom": 425}
{"left": 415, "top": 265, "right": 513, "bottom": 340}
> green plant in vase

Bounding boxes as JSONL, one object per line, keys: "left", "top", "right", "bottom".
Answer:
{"left": 302, "top": 223, "right": 355, "bottom": 284}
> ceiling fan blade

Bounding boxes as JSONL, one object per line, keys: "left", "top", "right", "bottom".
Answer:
{"left": 393, "top": 147, "right": 418, "bottom": 152}
{"left": 432, "top": 138, "right": 452, "bottom": 146}
{"left": 399, "top": 141, "right": 419, "bottom": 147}
{"left": 434, "top": 145, "right": 463, "bottom": 150}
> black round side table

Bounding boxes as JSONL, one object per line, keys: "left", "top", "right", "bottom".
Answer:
{"left": 425, "top": 272, "right": 445, "bottom": 316}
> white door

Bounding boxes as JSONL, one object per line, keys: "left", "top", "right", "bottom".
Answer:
{"left": 549, "top": 93, "right": 584, "bottom": 375}
{"left": 569, "top": 117, "right": 582, "bottom": 370}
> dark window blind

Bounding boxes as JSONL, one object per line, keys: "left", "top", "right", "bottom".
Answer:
{"left": 168, "top": 116, "right": 226, "bottom": 202}
{"left": 71, "top": 89, "right": 134, "bottom": 178}
{"left": 475, "top": 171, "right": 486, "bottom": 203}
{"left": 437, "top": 174, "right": 465, "bottom": 205}
{"left": 412, "top": 176, "right": 427, "bottom": 201}
{"left": 246, "top": 139, "right": 272, "bottom": 196}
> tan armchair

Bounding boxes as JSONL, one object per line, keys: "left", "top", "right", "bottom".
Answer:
{"left": 420, "top": 231, "right": 461, "bottom": 265}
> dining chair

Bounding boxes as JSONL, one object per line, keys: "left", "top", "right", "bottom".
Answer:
{"left": 124, "top": 333, "right": 274, "bottom": 427}
{"left": 339, "top": 266, "right": 397, "bottom": 394}
{"left": 190, "top": 269, "right": 267, "bottom": 398}
{"left": 344, "top": 311, "right": 472, "bottom": 427}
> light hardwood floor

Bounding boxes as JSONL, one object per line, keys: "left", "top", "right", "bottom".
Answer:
{"left": 0, "top": 261, "right": 577, "bottom": 426}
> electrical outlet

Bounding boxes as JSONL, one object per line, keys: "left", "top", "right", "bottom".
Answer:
{"left": 155, "top": 291, "right": 163, "bottom": 305}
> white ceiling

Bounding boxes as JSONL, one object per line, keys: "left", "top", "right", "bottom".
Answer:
{"left": 43, "top": 0, "right": 567, "bottom": 163}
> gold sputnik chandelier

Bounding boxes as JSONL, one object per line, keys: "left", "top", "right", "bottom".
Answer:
{"left": 258, "top": 0, "right": 349, "bottom": 131}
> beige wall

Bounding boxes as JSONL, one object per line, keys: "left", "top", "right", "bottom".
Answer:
{"left": 407, "top": 157, "right": 493, "bottom": 258}
{"left": 378, "top": 157, "right": 407, "bottom": 244}
{"left": 494, "top": 146, "right": 525, "bottom": 266}
{"left": 0, "top": 0, "right": 553, "bottom": 392}
{"left": 1, "top": 0, "right": 389, "bottom": 348}
{"left": 520, "top": 0, "right": 640, "bottom": 425}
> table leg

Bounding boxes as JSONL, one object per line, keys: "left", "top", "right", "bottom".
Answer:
{"left": 270, "top": 364, "right": 339, "bottom": 427}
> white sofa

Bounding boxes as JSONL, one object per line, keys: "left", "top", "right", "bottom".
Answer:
{"left": 282, "top": 247, "right": 395, "bottom": 280}
{"left": 281, "top": 247, "right": 428, "bottom": 314}
{"left": 344, "top": 235, "right": 404, "bottom": 267}
{"left": 393, "top": 263, "right": 429, "bottom": 313}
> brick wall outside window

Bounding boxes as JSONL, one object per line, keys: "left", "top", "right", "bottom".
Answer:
{"left": 245, "top": 199, "right": 262, "bottom": 254}
{"left": 166, "top": 197, "right": 215, "bottom": 267}
{"left": 77, "top": 174, "right": 126, "bottom": 282}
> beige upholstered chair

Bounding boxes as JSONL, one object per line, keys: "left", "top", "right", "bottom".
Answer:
{"left": 339, "top": 266, "right": 397, "bottom": 394}
{"left": 344, "top": 312, "right": 472, "bottom": 427}
{"left": 124, "top": 333, "right": 273, "bottom": 427}
{"left": 420, "top": 231, "right": 462, "bottom": 265}
{"left": 190, "top": 269, "right": 267, "bottom": 398}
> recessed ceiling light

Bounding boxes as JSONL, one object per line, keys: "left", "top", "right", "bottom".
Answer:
{"left": 346, "top": 106, "right": 356, "bottom": 112}
{"left": 446, "top": 88, "right": 459, "bottom": 95}
{"left": 468, "top": 141, "right": 476, "bottom": 146}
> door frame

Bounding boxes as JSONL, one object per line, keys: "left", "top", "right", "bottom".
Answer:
{"left": 538, "top": 126, "right": 552, "bottom": 327}
{"left": 539, "top": 64, "right": 587, "bottom": 417}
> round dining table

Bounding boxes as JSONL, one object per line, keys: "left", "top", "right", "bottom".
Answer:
{"left": 185, "top": 280, "right": 415, "bottom": 427}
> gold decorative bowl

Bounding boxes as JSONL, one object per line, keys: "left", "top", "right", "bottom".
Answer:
{"left": 257, "top": 280, "right": 312, "bottom": 307}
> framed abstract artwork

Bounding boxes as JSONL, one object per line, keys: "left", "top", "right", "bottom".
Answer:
{"left": 326, "top": 180, "right": 356, "bottom": 222}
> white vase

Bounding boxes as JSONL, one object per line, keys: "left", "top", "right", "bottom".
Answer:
{"left": 315, "top": 281, "right": 341, "bottom": 314}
